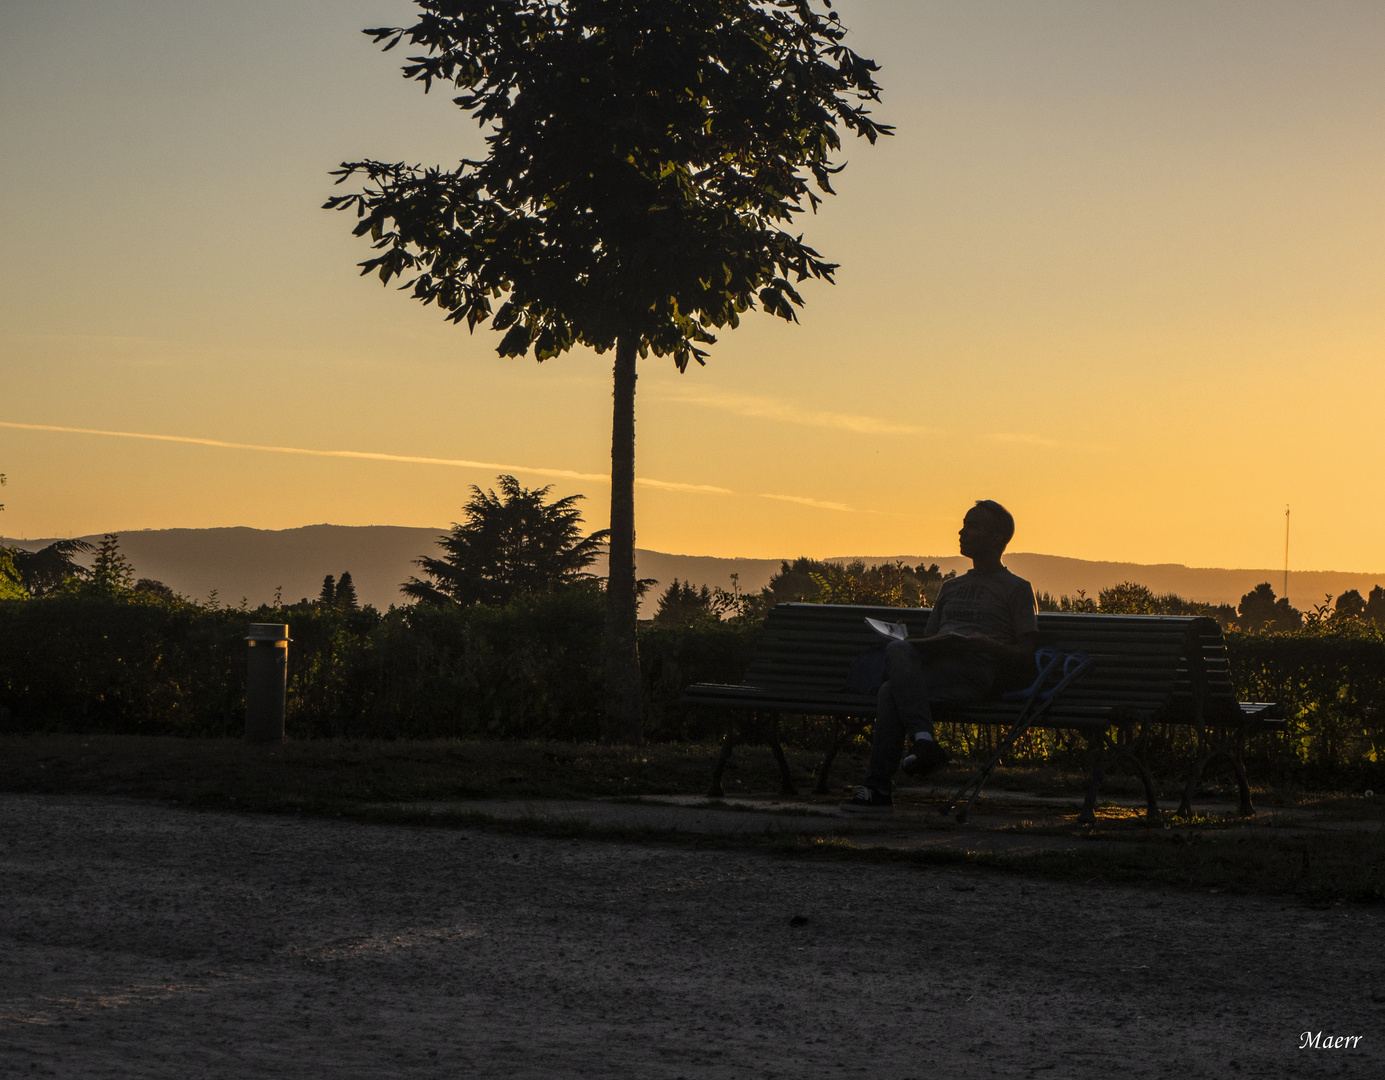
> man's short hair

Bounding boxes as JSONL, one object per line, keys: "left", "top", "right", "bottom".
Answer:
{"left": 974, "top": 500, "right": 1015, "bottom": 548}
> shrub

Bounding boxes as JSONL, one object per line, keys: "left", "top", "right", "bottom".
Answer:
{"left": 2, "top": 588, "right": 1383, "bottom": 790}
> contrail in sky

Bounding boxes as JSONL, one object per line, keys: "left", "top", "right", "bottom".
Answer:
{"left": 758, "top": 493, "right": 853, "bottom": 512}
{"left": 0, "top": 420, "right": 799, "bottom": 499}
{"left": 0, "top": 419, "right": 869, "bottom": 510}
{"left": 658, "top": 389, "right": 927, "bottom": 436}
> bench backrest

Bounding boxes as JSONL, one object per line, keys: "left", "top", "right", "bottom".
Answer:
{"left": 745, "top": 604, "right": 1239, "bottom": 724}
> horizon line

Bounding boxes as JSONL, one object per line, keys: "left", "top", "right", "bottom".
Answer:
{"left": 2, "top": 525, "right": 1381, "bottom": 578}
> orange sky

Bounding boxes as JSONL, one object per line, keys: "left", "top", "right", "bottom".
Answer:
{"left": 2, "top": 1, "right": 1383, "bottom": 571}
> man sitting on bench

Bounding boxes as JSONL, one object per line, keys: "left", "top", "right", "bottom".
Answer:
{"left": 842, "top": 500, "right": 1039, "bottom": 813}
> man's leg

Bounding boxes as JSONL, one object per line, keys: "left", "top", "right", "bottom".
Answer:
{"left": 863, "top": 646, "right": 996, "bottom": 794}
{"left": 863, "top": 639, "right": 933, "bottom": 794}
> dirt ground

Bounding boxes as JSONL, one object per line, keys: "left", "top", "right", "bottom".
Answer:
{"left": 0, "top": 794, "right": 1380, "bottom": 1079}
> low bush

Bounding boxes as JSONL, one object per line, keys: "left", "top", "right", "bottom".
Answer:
{"left": 0, "top": 590, "right": 758, "bottom": 744}
{"left": 1227, "top": 624, "right": 1385, "bottom": 788}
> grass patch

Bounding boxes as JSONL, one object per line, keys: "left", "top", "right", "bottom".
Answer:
{"left": 990, "top": 829, "right": 1385, "bottom": 905}
{"left": 0, "top": 732, "right": 827, "bottom": 810}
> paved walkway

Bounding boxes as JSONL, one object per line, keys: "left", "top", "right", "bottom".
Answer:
{"left": 1, "top": 794, "right": 1378, "bottom": 1080}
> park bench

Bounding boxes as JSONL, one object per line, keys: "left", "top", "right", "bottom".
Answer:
{"left": 681, "top": 603, "right": 1284, "bottom": 823}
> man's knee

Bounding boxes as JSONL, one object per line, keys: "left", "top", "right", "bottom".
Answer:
{"left": 884, "top": 638, "right": 917, "bottom": 666}
{"left": 884, "top": 639, "right": 922, "bottom": 680}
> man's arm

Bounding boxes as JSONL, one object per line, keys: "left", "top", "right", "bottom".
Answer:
{"left": 957, "top": 630, "right": 1037, "bottom": 668}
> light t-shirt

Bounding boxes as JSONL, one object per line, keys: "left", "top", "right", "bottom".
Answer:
{"left": 925, "top": 567, "right": 1038, "bottom": 645}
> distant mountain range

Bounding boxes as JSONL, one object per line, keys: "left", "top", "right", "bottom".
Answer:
{"left": 4, "top": 526, "right": 1381, "bottom": 614}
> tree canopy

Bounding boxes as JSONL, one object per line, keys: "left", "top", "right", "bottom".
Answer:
{"left": 327, "top": 0, "right": 889, "bottom": 370}
{"left": 404, "top": 474, "right": 608, "bottom": 606}
{"left": 1237, "top": 582, "right": 1302, "bottom": 633}
{"left": 8, "top": 539, "right": 94, "bottom": 598}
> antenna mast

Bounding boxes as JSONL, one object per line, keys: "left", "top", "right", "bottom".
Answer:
{"left": 1283, "top": 505, "right": 1290, "bottom": 602}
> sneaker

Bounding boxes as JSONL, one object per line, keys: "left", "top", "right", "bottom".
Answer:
{"left": 900, "top": 738, "right": 951, "bottom": 779}
{"left": 840, "top": 786, "right": 893, "bottom": 814}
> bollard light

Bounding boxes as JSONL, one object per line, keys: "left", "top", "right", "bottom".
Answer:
{"left": 245, "top": 622, "right": 289, "bottom": 743}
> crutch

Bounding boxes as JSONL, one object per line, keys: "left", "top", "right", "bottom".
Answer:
{"left": 941, "top": 647, "right": 1094, "bottom": 824}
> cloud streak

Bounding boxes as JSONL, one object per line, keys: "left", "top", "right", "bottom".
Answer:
{"left": 0, "top": 420, "right": 728, "bottom": 493}
{"left": 663, "top": 390, "right": 926, "bottom": 436}
{"left": 989, "top": 431, "right": 1107, "bottom": 452}
{"left": 758, "top": 492, "right": 854, "bottom": 512}
{"left": 0, "top": 420, "right": 885, "bottom": 511}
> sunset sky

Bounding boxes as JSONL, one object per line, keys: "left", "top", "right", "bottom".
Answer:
{"left": 3, "top": 1, "right": 1383, "bottom": 572}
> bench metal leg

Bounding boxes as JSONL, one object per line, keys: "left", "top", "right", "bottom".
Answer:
{"left": 1177, "top": 727, "right": 1255, "bottom": 818}
{"left": 1232, "top": 753, "right": 1255, "bottom": 816}
{"left": 1132, "top": 754, "right": 1161, "bottom": 822}
{"left": 767, "top": 713, "right": 797, "bottom": 798}
{"left": 1079, "top": 734, "right": 1109, "bottom": 825}
{"left": 708, "top": 711, "right": 797, "bottom": 798}
{"left": 708, "top": 726, "right": 738, "bottom": 798}
{"left": 1177, "top": 749, "right": 1213, "bottom": 817}
{"left": 1079, "top": 724, "right": 1156, "bottom": 825}
{"left": 813, "top": 722, "right": 857, "bottom": 795}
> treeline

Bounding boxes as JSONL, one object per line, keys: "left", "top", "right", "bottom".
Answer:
{"left": 650, "top": 555, "right": 1385, "bottom": 638}
{"left": 652, "top": 557, "right": 955, "bottom": 625}
{"left": 1036, "top": 578, "right": 1385, "bottom": 634}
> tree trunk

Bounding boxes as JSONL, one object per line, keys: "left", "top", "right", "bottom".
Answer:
{"left": 603, "top": 334, "right": 644, "bottom": 743}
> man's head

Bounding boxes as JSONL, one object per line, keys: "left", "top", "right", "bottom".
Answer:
{"left": 959, "top": 500, "right": 1015, "bottom": 563}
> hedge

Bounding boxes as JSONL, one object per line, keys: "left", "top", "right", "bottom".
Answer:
{"left": 1, "top": 594, "right": 1380, "bottom": 787}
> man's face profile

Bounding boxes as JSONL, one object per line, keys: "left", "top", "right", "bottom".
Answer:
{"left": 959, "top": 506, "right": 1005, "bottom": 562}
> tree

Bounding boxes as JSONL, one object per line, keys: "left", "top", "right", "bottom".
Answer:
{"left": 327, "top": 0, "right": 889, "bottom": 742}
{"left": 1236, "top": 582, "right": 1302, "bottom": 633}
{"left": 318, "top": 574, "right": 337, "bottom": 607}
{"left": 1334, "top": 589, "right": 1366, "bottom": 620}
{"left": 0, "top": 473, "right": 18, "bottom": 601}
{"left": 90, "top": 534, "right": 135, "bottom": 594}
{"left": 134, "top": 578, "right": 178, "bottom": 602}
{"left": 405, "top": 474, "right": 608, "bottom": 606}
{"left": 759, "top": 557, "right": 832, "bottom": 606}
{"left": 1097, "top": 581, "right": 1158, "bottom": 614}
{"left": 10, "top": 539, "right": 94, "bottom": 597}
{"left": 336, "top": 571, "right": 360, "bottom": 611}
{"left": 653, "top": 578, "right": 716, "bottom": 626}
{"left": 1365, "top": 585, "right": 1385, "bottom": 628}
{"left": 0, "top": 552, "right": 23, "bottom": 600}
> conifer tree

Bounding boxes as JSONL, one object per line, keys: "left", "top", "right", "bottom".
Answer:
{"left": 10, "top": 539, "right": 93, "bottom": 597}
{"left": 336, "top": 571, "right": 359, "bottom": 611}
{"left": 319, "top": 574, "right": 337, "bottom": 607}
{"left": 653, "top": 579, "right": 716, "bottom": 626}
{"left": 405, "top": 475, "right": 606, "bottom": 607}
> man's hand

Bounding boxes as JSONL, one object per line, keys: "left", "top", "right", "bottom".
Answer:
{"left": 910, "top": 630, "right": 1037, "bottom": 668}
{"left": 906, "top": 632, "right": 970, "bottom": 657}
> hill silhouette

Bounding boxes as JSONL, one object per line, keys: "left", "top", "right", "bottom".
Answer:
{"left": 4, "top": 526, "right": 1380, "bottom": 614}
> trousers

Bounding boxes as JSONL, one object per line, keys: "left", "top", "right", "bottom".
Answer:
{"left": 863, "top": 639, "right": 994, "bottom": 793}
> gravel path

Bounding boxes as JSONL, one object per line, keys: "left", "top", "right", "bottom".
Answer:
{"left": 0, "top": 794, "right": 1379, "bottom": 1079}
